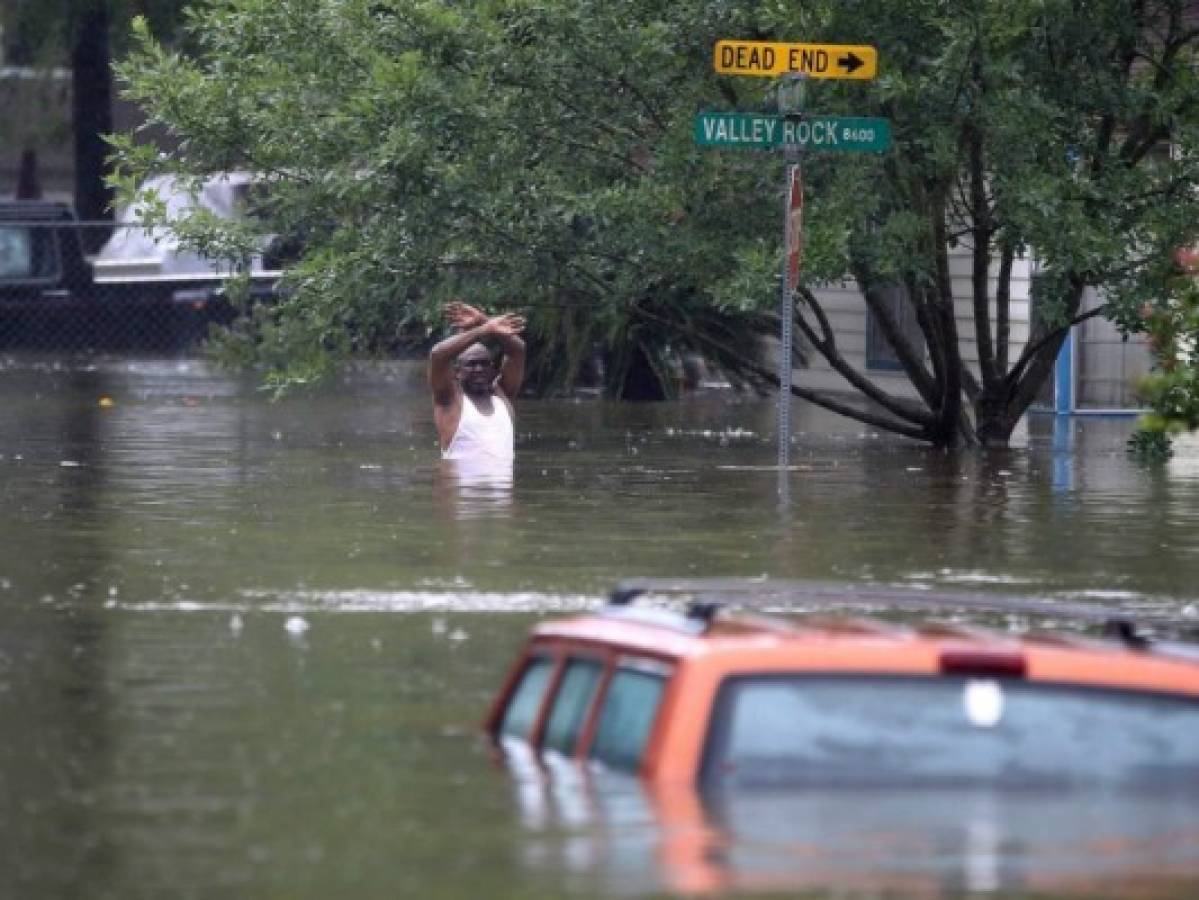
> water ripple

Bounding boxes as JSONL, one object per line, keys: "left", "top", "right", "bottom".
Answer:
{"left": 106, "top": 590, "right": 606, "bottom": 614}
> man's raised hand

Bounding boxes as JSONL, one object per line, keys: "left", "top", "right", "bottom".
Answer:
{"left": 444, "top": 301, "right": 488, "bottom": 331}
{"left": 486, "top": 312, "right": 526, "bottom": 336}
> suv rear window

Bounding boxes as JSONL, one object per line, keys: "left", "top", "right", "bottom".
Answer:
{"left": 589, "top": 666, "right": 666, "bottom": 772}
{"left": 702, "top": 675, "right": 1199, "bottom": 788}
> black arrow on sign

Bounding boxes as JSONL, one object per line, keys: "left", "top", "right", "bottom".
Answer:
{"left": 838, "top": 52, "right": 864, "bottom": 74}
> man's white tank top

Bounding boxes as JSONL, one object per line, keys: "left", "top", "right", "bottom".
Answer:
{"left": 443, "top": 393, "right": 514, "bottom": 461}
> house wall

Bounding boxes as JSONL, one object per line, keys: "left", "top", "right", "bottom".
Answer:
{"left": 0, "top": 67, "right": 150, "bottom": 204}
{"left": 793, "top": 250, "right": 1033, "bottom": 401}
{"left": 1073, "top": 287, "right": 1152, "bottom": 410}
{"left": 0, "top": 67, "right": 74, "bottom": 201}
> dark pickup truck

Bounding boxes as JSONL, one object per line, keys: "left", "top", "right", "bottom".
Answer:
{"left": 0, "top": 200, "right": 278, "bottom": 351}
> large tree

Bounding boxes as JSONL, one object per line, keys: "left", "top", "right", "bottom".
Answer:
{"left": 110, "top": 0, "right": 1199, "bottom": 446}
{"left": 800, "top": 0, "right": 1199, "bottom": 446}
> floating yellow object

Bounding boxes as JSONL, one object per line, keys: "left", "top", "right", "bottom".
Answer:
{"left": 98, "top": 396, "right": 115, "bottom": 408}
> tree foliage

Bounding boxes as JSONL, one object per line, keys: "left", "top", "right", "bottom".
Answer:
{"left": 113, "top": 0, "right": 793, "bottom": 397}
{"left": 1133, "top": 260, "right": 1199, "bottom": 453}
{"left": 110, "top": 0, "right": 1199, "bottom": 445}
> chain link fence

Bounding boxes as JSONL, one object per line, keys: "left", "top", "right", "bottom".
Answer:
{"left": 1, "top": 208, "right": 275, "bottom": 354}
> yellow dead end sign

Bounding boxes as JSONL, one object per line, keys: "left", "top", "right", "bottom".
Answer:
{"left": 714, "top": 40, "right": 878, "bottom": 80}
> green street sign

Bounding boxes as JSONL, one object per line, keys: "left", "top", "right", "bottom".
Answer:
{"left": 694, "top": 112, "right": 891, "bottom": 153}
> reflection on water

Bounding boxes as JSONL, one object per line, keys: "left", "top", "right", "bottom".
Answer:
{"left": 703, "top": 786, "right": 1199, "bottom": 896}
{"left": 436, "top": 456, "right": 514, "bottom": 519}
{"left": 502, "top": 751, "right": 1199, "bottom": 897}
{"left": 3, "top": 355, "right": 1199, "bottom": 897}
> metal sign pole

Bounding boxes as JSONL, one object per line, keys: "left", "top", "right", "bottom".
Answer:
{"left": 779, "top": 162, "right": 796, "bottom": 481}
{"left": 776, "top": 75, "right": 806, "bottom": 502}
{"left": 703, "top": 40, "right": 883, "bottom": 503}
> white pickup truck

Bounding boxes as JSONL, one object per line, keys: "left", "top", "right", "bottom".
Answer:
{"left": 1, "top": 173, "right": 284, "bottom": 351}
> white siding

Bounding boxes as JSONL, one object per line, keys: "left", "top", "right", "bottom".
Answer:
{"left": 793, "top": 250, "right": 1033, "bottom": 401}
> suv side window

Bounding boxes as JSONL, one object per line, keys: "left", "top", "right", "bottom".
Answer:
{"left": 589, "top": 665, "right": 666, "bottom": 772}
{"left": 0, "top": 226, "right": 34, "bottom": 278}
{"left": 0, "top": 223, "right": 62, "bottom": 282}
{"left": 499, "top": 656, "right": 554, "bottom": 739}
{"left": 542, "top": 658, "right": 603, "bottom": 755}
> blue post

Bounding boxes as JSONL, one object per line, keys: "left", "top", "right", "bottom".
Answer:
{"left": 1054, "top": 327, "right": 1074, "bottom": 415}
{"left": 1051, "top": 413, "right": 1074, "bottom": 493}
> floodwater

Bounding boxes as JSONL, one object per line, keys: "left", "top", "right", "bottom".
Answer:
{"left": 1, "top": 354, "right": 1198, "bottom": 898}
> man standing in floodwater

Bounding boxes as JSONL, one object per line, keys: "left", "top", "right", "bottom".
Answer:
{"left": 429, "top": 301, "right": 526, "bottom": 461}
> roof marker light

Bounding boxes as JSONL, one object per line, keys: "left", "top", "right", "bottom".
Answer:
{"left": 939, "top": 648, "right": 1026, "bottom": 678}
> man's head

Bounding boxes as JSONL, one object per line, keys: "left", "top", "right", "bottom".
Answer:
{"left": 454, "top": 343, "right": 498, "bottom": 397}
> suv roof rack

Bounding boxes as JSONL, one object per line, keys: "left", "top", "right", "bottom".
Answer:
{"left": 606, "top": 583, "right": 785, "bottom": 634}
{"left": 610, "top": 577, "right": 1198, "bottom": 651}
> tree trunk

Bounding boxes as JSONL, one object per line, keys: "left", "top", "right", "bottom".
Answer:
{"left": 72, "top": 2, "right": 113, "bottom": 249}
{"left": 614, "top": 342, "right": 669, "bottom": 401}
{"left": 16, "top": 149, "right": 42, "bottom": 199}
{"left": 973, "top": 391, "right": 1020, "bottom": 448}
{"left": 973, "top": 327, "right": 1071, "bottom": 446}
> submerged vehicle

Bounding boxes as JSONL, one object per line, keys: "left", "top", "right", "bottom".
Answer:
{"left": 0, "top": 175, "right": 283, "bottom": 351}
{"left": 487, "top": 578, "right": 1199, "bottom": 787}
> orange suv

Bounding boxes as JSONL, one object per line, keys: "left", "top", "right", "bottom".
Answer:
{"left": 487, "top": 578, "right": 1199, "bottom": 787}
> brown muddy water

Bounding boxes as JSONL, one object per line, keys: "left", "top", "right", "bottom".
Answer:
{"left": 2, "top": 355, "right": 1198, "bottom": 898}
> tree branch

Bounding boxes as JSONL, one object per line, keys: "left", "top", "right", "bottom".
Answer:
{"left": 633, "top": 304, "right": 931, "bottom": 440}
{"left": 1006, "top": 300, "right": 1104, "bottom": 388}
{"left": 966, "top": 90, "right": 997, "bottom": 387}
{"left": 794, "top": 291, "right": 933, "bottom": 425}
{"left": 996, "top": 244, "right": 1014, "bottom": 376}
